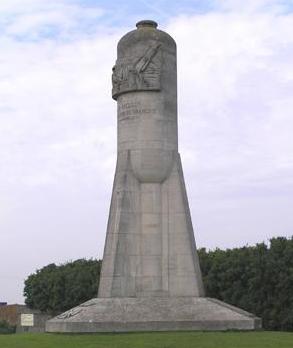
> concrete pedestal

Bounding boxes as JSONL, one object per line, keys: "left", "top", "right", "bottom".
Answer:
{"left": 46, "top": 297, "right": 261, "bottom": 332}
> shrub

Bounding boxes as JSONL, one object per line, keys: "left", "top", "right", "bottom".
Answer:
{"left": 0, "top": 320, "right": 16, "bottom": 334}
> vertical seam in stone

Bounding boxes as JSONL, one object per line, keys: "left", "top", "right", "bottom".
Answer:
{"left": 162, "top": 168, "right": 170, "bottom": 295}
{"left": 136, "top": 181, "right": 142, "bottom": 296}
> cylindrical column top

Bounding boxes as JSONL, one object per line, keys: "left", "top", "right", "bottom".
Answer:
{"left": 112, "top": 20, "right": 176, "bottom": 101}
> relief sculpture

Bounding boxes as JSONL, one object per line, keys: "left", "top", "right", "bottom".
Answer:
{"left": 112, "top": 43, "right": 161, "bottom": 99}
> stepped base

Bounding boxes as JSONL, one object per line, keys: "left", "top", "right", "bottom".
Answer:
{"left": 46, "top": 297, "right": 261, "bottom": 332}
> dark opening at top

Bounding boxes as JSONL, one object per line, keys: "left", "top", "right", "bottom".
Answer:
{"left": 136, "top": 20, "right": 158, "bottom": 29}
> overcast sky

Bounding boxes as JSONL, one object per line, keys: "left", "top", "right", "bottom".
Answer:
{"left": 1, "top": 0, "right": 293, "bottom": 304}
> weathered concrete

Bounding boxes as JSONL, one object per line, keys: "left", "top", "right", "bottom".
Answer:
{"left": 46, "top": 297, "right": 261, "bottom": 332}
{"left": 98, "top": 18, "right": 204, "bottom": 300}
{"left": 46, "top": 20, "right": 261, "bottom": 333}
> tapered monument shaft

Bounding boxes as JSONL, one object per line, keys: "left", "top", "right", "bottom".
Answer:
{"left": 98, "top": 19, "right": 204, "bottom": 298}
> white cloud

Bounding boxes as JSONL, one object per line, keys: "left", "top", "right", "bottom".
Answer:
{"left": 0, "top": 2, "right": 122, "bottom": 303}
{"left": 214, "top": 0, "right": 293, "bottom": 13}
{"left": 0, "top": 0, "right": 105, "bottom": 40}
{"left": 167, "top": 11, "right": 293, "bottom": 193}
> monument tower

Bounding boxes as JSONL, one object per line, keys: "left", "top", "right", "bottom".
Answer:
{"left": 46, "top": 20, "right": 260, "bottom": 332}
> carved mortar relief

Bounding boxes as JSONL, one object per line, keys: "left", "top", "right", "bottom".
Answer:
{"left": 112, "top": 43, "right": 161, "bottom": 99}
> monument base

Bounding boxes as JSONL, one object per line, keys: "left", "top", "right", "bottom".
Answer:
{"left": 46, "top": 297, "right": 261, "bottom": 332}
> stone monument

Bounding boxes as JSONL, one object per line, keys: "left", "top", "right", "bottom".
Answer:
{"left": 46, "top": 20, "right": 261, "bottom": 332}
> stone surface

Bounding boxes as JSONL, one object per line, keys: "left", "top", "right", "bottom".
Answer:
{"left": 46, "top": 20, "right": 261, "bottom": 333}
{"left": 97, "top": 151, "right": 204, "bottom": 299}
{"left": 99, "top": 18, "right": 204, "bottom": 300}
{"left": 46, "top": 297, "right": 261, "bottom": 332}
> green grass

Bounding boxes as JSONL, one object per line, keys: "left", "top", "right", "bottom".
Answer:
{"left": 0, "top": 332, "right": 293, "bottom": 348}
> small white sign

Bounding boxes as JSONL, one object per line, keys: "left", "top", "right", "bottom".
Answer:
{"left": 21, "top": 314, "right": 34, "bottom": 327}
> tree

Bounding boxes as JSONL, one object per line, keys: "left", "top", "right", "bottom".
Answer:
{"left": 24, "top": 259, "right": 102, "bottom": 314}
{"left": 198, "top": 237, "right": 293, "bottom": 331}
{"left": 24, "top": 237, "right": 293, "bottom": 330}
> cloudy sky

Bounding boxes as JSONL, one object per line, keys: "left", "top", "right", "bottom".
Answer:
{"left": 1, "top": 0, "right": 293, "bottom": 304}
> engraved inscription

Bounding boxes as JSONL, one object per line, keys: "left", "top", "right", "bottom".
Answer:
{"left": 118, "top": 102, "right": 157, "bottom": 120}
{"left": 57, "top": 307, "right": 82, "bottom": 319}
{"left": 112, "top": 42, "right": 161, "bottom": 99}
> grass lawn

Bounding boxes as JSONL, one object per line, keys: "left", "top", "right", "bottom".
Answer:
{"left": 0, "top": 331, "right": 293, "bottom": 348}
